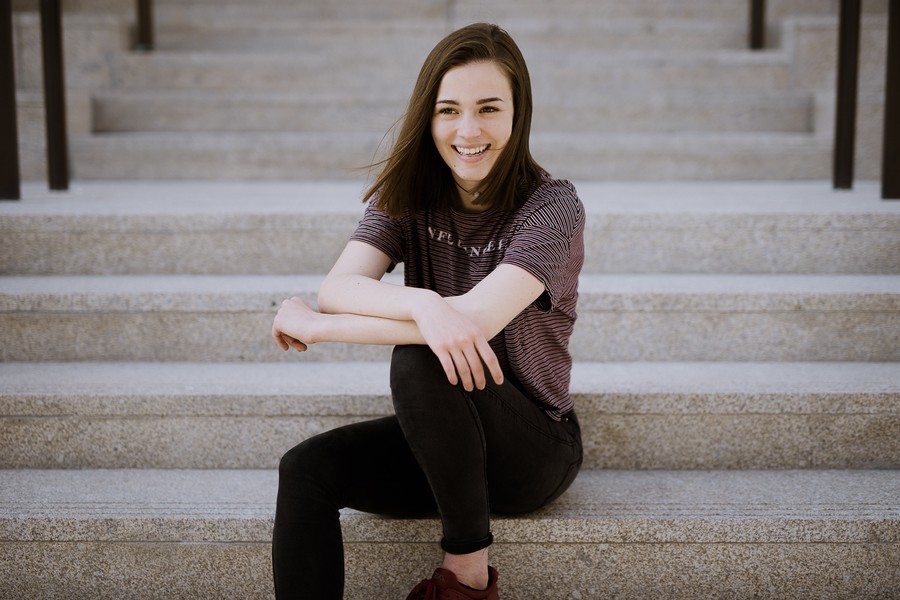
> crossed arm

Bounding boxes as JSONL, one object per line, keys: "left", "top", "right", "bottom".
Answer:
{"left": 271, "top": 240, "right": 545, "bottom": 392}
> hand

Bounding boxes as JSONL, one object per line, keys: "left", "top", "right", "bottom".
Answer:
{"left": 413, "top": 294, "right": 504, "bottom": 392}
{"left": 272, "top": 296, "right": 318, "bottom": 353}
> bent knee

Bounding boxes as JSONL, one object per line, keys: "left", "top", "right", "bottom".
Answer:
{"left": 390, "top": 345, "right": 444, "bottom": 391}
{"left": 278, "top": 433, "right": 336, "bottom": 483}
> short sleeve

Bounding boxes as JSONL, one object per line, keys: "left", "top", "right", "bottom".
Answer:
{"left": 500, "top": 180, "right": 584, "bottom": 312}
{"left": 349, "top": 200, "right": 406, "bottom": 268}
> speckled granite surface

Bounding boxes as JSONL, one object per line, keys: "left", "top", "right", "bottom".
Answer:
{"left": 1, "top": 469, "right": 898, "bottom": 599}
{"left": 3, "top": 181, "right": 899, "bottom": 275}
{"left": 2, "top": 362, "right": 898, "bottom": 470}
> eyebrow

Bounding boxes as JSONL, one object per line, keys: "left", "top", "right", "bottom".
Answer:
{"left": 435, "top": 97, "right": 506, "bottom": 105}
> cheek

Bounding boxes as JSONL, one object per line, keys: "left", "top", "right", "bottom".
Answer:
{"left": 431, "top": 122, "right": 449, "bottom": 152}
{"left": 499, "top": 118, "right": 513, "bottom": 145}
{"left": 431, "top": 123, "right": 455, "bottom": 166}
{"left": 431, "top": 116, "right": 453, "bottom": 140}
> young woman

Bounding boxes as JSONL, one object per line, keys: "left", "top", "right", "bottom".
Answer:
{"left": 271, "top": 23, "right": 585, "bottom": 599}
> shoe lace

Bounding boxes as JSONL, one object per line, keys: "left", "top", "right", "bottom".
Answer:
{"left": 405, "top": 578, "right": 440, "bottom": 600}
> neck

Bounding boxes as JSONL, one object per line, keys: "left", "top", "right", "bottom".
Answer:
{"left": 455, "top": 183, "right": 487, "bottom": 213}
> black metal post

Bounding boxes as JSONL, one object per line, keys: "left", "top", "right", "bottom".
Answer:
{"left": 750, "top": 0, "right": 766, "bottom": 50}
{"left": 136, "top": 0, "right": 153, "bottom": 51}
{"left": 883, "top": 0, "right": 900, "bottom": 199}
{"left": 1, "top": 0, "right": 20, "bottom": 200}
{"left": 833, "top": 0, "right": 861, "bottom": 190}
{"left": 39, "top": 0, "right": 68, "bottom": 190}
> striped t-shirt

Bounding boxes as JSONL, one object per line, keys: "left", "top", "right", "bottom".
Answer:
{"left": 350, "top": 176, "right": 585, "bottom": 420}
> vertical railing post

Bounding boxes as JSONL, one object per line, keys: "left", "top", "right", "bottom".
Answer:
{"left": 833, "top": 0, "right": 862, "bottom": 190}
{"left": 136, "top": 0, "right": 153, "bottom": 51}
{"left": 883, "top": 0, "right": 899, "bottom": 199}
{"left": 1, "top": 0, "right": 20, "bottom": 200}
{"left": 39, "top": 0, "right": 68, "bottom": 190}
{"left": 749, "top": 0, "right": 766, "bottom": 50}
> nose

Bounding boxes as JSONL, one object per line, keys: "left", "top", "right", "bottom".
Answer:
{"left": 458, "top": 112, "right": 481, "bottom": 138}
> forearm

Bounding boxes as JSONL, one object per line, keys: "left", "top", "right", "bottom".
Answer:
{"left": 318, "top": 273, "right": 439, "bottom": 323}
{"left": 273, "top": 293, "right": 503, "bottom": 392}
{"left": 310, "top": 310, "right": 426, "bottom": 347}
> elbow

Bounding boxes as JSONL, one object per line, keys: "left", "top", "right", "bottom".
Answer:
{"left": 316, "top": 279, "right": 339, "bottom": 314}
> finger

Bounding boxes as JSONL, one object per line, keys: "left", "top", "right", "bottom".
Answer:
{"left": 273, "top": 325, "right": 290, "bottom": 350}
{"left": 475, "top": 338, "right": 504, "bottom": 385}
{"left": 276, "top": 333, "right": 299, "bottom": 352}
{"left": 436, "top": 351, "right": 459, "bottom": 387}
{"left": 462, "top": 344, "right": 487, "bottom": 390}
{"left": 450, "top": 348, "right": 475, "bottom": 392}
{"left": 281, "top": 334, "right": 307, "bottom": 352}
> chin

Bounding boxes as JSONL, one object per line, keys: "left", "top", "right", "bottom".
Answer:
{"left": 455, "top": 168, "right": 491, "bottom": 185}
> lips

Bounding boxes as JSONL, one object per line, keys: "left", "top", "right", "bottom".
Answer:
{"left": 454, "top": 144, "right": 489, "bottom": 156}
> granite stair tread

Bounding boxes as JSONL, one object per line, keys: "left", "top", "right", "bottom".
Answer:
{"left": 152, "top": 18, "right": 752, "bottom": 53}
{"left": 107, "top": 50, "right": 793, "bottom": 94}
{"left": 64, "top": 130, "right": 832, "bottom": 181}
{"left": 91, "top": 89, "right": 814, "bottom": 134}
{"left": 3, "top": 361, "right": 898, "bottom": 415}
{"left": 4, "top": 180, "right": 898, "bottom": 217}
{"left": 2, "top": 273, "right": 897, "bottom": 363}
{"left": 2, "top": 273, "right": 898, "bottom": 311}
{"left": 2, "top": 468, "right": 898, "bottom": 543}
{"left": 4, "top": 468, "right": 899, "bottom": 597}
{"left": 2, "top": 361, "right": 897, "bottom": 470}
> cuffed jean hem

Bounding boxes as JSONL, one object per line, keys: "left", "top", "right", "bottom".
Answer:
{"left": 441, "top": 532, "right": 494, "bottom": 555}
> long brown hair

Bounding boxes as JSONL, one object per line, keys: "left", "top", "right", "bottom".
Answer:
{"left": 363, "top": 23, "right": 543, "bottom": 217}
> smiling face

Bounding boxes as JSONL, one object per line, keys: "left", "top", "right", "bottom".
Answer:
{"left": 431, "top": 61, "right": 514, "bottom": 211}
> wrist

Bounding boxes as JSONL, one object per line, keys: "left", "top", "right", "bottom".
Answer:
{"left": 299, "top": 310, "right": 326, "bottom": 345}
{"left": 410, "top": 288, "right": 443, "bottom": 322}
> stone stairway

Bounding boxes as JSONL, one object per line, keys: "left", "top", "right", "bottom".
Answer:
{"left": 2, "top": 180, "right": 899, "bottom": 599}
{"left": 10, "top": 0, "right": 891, "bottom": 181}
{"left": 3, "top": 0, "right": 900, "bottom": 598}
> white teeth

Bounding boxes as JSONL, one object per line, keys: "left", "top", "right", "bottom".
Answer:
{"left": 455, "top": 145, "right": 488, "bottom": 156}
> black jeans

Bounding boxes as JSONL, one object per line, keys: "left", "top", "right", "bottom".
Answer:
{"left": 272, "top": 345, "right": 583, "bottom": 599}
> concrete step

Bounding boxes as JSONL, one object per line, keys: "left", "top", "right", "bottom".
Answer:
{"left": 153, "top": 18, "right": 750, "bottom": 53}
{"left": 10, "top": 12, "right": 129, "bottom": 92}
{"left": 1, "top": 361, "right": 897, "bottom": 470}
{"left": 62, "top": 130, "right": 833, "bottom": 181}
{"left": 1, "top": 273, "right": 898, "bottom": 362}
{"left": 14, "top": 10, "right": 888, "bottom": 182}
{"left": 534, "top": 131, "right": 832, "bottom": 181}
{"left": 528, "top": 91, "right": 813, "bottom": 134}
{"left": 91, "top": 91, "right": 408, "bottom": 134}
{"left": 153, "top": 18, "right": 449, "bottom": 53}
{"left": 156, "top": 0, "right": 448, "bottom": 20}
{"left": 107, "top": 50, "right": 793, "bottom": 95}
{"left": 7, "top": 6, "right": 887, "bottom": 96}
{"left": 454, "top": 0, "right": 837, "bottom": 21}
{"left": 13, "top": 0, "right": 448, "bottom": 19}
{"left": 788, "top": 15, "right": 888, "bottom": 93}
{"left": 18, "top": 0, "right": 871, "bottom": 21}
{"left": 91, "top": 89, "right": 814, "bottom": 134}
{"left": 172, "top": 0, "right": 752, "bottom": 21}
{"left": 451, "top": 0, "right": 887, "bottom": 23}
{"left": 3, "top": 181, "right": 898, "bottom": 276}
{"left": 2, "top": 468, "right": 898, "bottom": 599}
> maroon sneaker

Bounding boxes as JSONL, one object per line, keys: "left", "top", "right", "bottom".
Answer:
{"left": 405, "top": 566, "right": 499, "bottom": 600}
